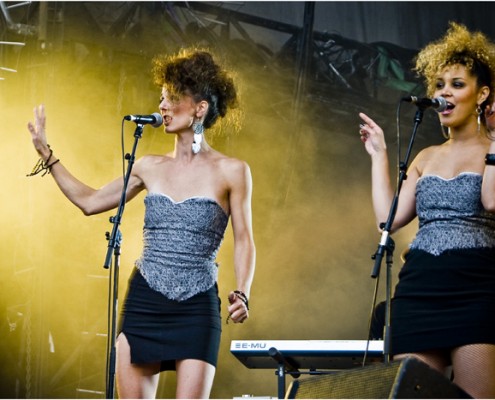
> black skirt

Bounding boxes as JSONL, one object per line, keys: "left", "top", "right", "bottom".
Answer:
{"left": 118, "top": 268, "right": 222, "bottom": 371}
{"left": 391, "top": 248, "right": 495, "bottom": 355}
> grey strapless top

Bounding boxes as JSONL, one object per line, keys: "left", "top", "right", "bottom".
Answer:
{"left": 409, "top": 173, "right": 495, "bottom": 256}
{"left": 135, "top": 193, "right": 229, "bottom": 301}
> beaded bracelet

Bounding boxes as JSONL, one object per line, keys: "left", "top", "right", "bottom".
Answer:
{"left": 485, "top": 154, "right": 495, "bottom": 166}
{"left": 26, "top": 146, "right": 60, "bottom": 177}
{"left": 226, "top": 290, "right": 250, "bottom": 324}
{"left": 233, "top": 290, "right": 249, "bottom": 310}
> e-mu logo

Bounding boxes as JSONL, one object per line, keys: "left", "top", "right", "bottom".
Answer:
{"left": 235, "top": 342, "right": 267, "bottom": 349}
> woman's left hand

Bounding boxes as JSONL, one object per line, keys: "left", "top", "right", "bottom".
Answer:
{"left": 227, "top": 291, "right": 249, "bottom": 324}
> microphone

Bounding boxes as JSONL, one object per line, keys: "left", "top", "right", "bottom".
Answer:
{"left": 402, "top": 96, "right": 448, "bottom": 112}
{"left": 124, "top": 112, "right": 163, "bottom": 128}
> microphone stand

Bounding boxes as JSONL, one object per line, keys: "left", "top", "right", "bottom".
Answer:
{"left": 370, "top": 104, "right": 426, "bottom": 364}
{"left": 103, "top": 123, "right": 144, "bottom": 399}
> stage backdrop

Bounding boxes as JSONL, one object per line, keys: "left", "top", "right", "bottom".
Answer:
{"left": 0, "top": 2, "right": 493, "bottom": 398}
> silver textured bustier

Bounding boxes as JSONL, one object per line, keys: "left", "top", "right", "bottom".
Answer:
{"left": 409, "top": 173, "right": 495, "bottom": 256}
{"left": 135, "top": 193, "right": 229, "bottom": 301}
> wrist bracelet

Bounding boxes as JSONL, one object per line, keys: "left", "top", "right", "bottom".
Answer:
{"left": 26, "top": 145, "right": 60, "bottom": 177}
{"left": 234, "top": 290, "right": 249, "bottom": 310}
{"left": 485, "top": 153, "right": 495, "bottom": 165}
{"left": 47, "top": 158, "right": 60, "bottom": 169}
{"left": 226, "top": 290, "right": 250, "bottom": 324}
{"left": 44, "top": 147, "right": 53, "bottom": 165}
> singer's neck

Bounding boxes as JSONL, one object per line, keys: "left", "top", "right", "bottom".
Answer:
{"left": 173, "top": 134, "right": 209, "bottom": 159}
{"left": 448, "top": 120, "right": 485, "bottom": 143}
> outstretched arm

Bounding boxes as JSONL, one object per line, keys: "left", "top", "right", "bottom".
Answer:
{"left": 27, "top": 105, "right": 144, "bottom": 215}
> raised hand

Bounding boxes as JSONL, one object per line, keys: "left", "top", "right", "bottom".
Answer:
{"left": 27, "top": 104, "right": 51, "bottom": 161}
{"left": 358, "top": 112, "right": 387, "bottom": 156}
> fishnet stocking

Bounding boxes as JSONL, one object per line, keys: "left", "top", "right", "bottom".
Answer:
{"left": 393, "top": 350, "right": 451, "bottom": 375}
{"left": 452, "top": 343, "right": 495, "bottom": 399}
{"left": 394, "top": 344, "right": 495, "bottom": 398}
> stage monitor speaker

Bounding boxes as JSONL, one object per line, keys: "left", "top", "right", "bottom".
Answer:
{"left": 286, "top": 357, "right": 471, "bottom": 399}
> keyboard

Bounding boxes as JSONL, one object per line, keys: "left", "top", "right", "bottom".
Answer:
{"left": 230, "top": 339, "right": 384, "bottom": 370}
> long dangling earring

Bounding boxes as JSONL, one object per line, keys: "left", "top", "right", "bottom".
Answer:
{"left": 476, "top": 104, "right": 482, "bottom": 133}
{"left": 192, "top": 120, "right": 204, "bottom": 154}
{"left": 441, "top": 124, "right": 450, "bottom": 140}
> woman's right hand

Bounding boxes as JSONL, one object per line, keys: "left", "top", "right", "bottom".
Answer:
{"left": 359, "top": 112, "right": 387, "bottom": 157}
{"left": 27, "top": 104, "right": 51, "bottom": 162}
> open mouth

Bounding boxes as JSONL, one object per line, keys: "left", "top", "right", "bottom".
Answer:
{"left": 441, "top": 101, "right": 455, "bottom": 114}
{"left": 163, "top": 115, "right": 172, "bottom": 124}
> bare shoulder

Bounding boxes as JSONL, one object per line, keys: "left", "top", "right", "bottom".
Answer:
{"left": 414, "top": 144, "right": 447, "bottom": 164}
{"left": 410, "top": 144, "right": 444, "bottom": 175}
{"left": 134, "top": 153, "right": 171, "bottom": 172}
{"left": 137, "top": 154, "right": 170, "bottom": 166}
{"left": 214, "top": 153, "right": 251, "bottom": 181}
{"left": 417, "top": 143, "right": 442, "bottom": 157}
{"left": 132, "top": 154, "right": 172, "bottom": 188}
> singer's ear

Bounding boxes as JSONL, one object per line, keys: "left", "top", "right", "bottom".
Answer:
{"left": 478, "top": 85, "right": 490, "bottom": 104}
{"left": 195, "top": 100, "right": 209, "bottom": 118}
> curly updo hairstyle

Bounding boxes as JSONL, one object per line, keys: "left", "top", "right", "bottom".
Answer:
{"left": 152, "top": 47, "right": 240, "bottom": 131}
{"left": 414, "top": 22, "right": 495, "bottom": 114}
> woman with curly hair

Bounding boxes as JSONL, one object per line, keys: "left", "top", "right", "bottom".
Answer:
{"left": 359, "top": 23, "right": 495, "bottom": 397}
{"left": 27, "top": 48, "right": 256, "bottom": 398}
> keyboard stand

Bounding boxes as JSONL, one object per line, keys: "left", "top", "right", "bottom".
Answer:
{"left": 269, "top": 347, "right": 301, "bottom": 399}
